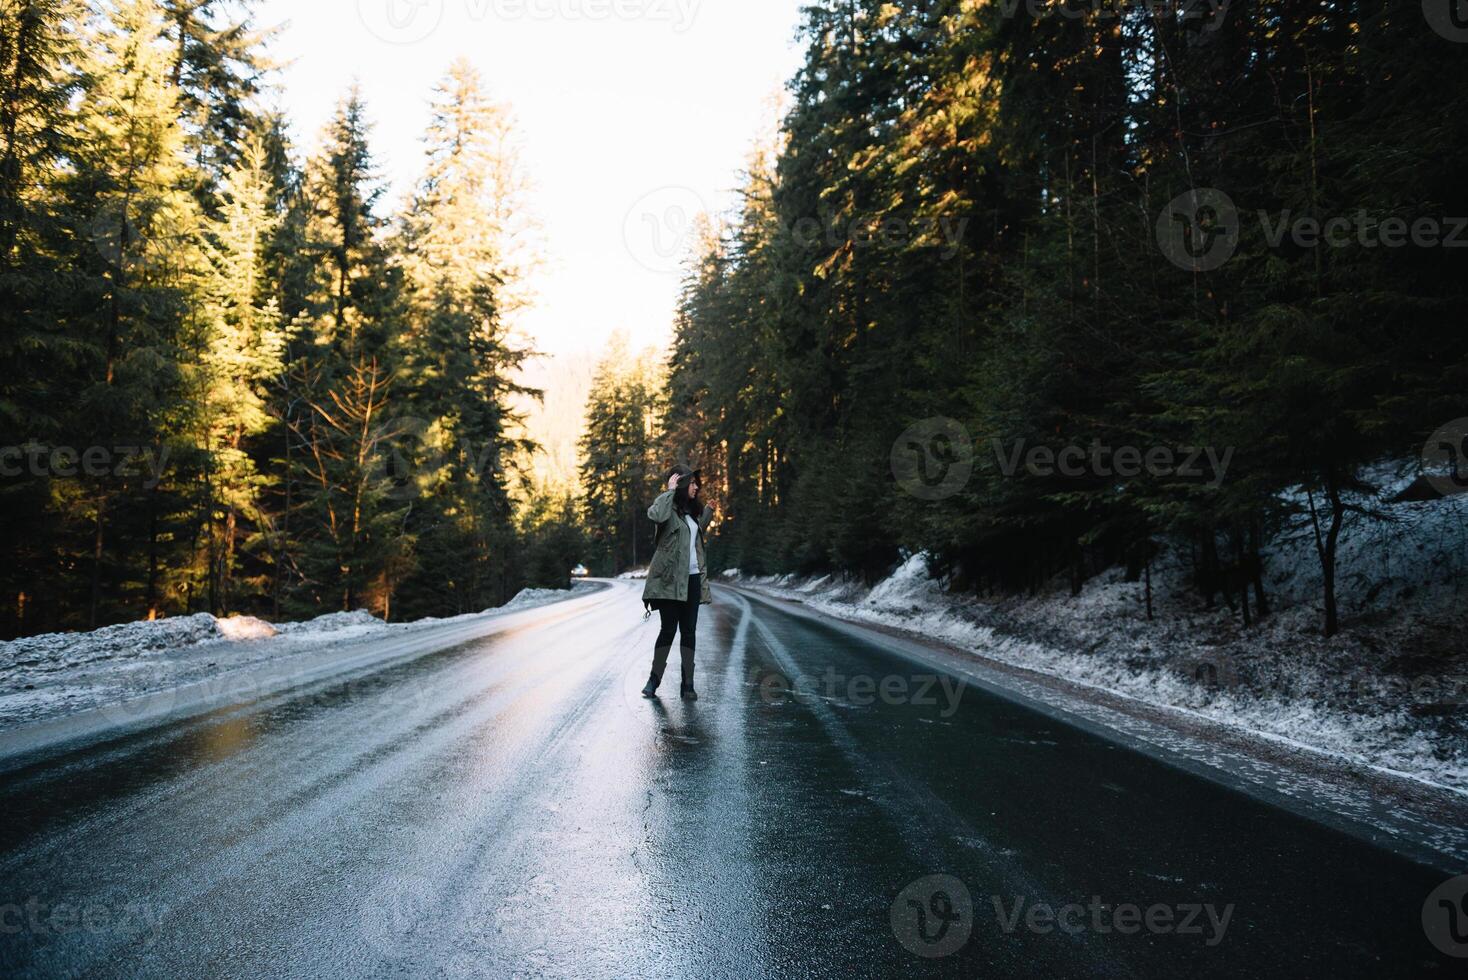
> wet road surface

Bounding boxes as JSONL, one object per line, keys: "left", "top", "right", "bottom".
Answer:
{"left": 0, "top": 581, "right": 1459, "bottom": 977}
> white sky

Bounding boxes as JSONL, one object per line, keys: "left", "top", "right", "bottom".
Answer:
{"left": 256, "top": 0, "right": 807, "bottom": 358}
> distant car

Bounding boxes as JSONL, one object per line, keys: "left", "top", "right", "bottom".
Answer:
{"left": 571, "top": 565, "right": 590, "bottom": 578}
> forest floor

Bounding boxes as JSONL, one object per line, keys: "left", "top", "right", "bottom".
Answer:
{"left": 723, "top": 475, "right": 1468, "bottom": 799}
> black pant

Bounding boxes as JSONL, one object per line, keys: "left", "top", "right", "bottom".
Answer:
{"left": 651, "top": 574, "right": 701, "bottom": 678}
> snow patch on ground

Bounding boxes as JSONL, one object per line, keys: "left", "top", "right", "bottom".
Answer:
{"left": 215, "top": 616, "right": 279, "bottom": 641}
{"left": 724, "top": 491, "right": 1468, "bottom": 793}
{"left": 0, "top": 583, "right": 599, "bottom": 733}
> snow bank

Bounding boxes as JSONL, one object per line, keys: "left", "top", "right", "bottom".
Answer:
{"left": 215, "top": 616, "right": 279, "bottom": 641}
{"left": 725, "top": 489, "right": 1468, "bottom": 793}
{"left": 0, "top": 583, "right": 598, "bottom": 733}
{"left": 504, "top": 587, "right": 581, "bottom": 610}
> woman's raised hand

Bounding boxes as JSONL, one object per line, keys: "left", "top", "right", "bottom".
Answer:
{"left": 667, "top": 474, "right": 680, "bottom": 491}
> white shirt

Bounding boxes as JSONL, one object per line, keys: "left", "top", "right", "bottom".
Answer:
{"left": 685, "top": 515, "right": 701, "bottom": 573}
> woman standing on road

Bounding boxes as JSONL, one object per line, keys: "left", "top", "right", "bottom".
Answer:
{"left": 641, "top": 465, "right": 715, "bottom": 701}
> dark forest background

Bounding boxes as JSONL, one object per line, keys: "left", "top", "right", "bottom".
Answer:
{"left": 6, "top": 1, "right": 1467, "bottom": 641}
{"left": 579, "top": 0, "right": 1468, "bottom": 637}
{"left": 0, "top": 0, "right": 585, "bottom": 638}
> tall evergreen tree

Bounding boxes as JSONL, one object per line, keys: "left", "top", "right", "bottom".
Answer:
{"left": 66, "top": 0, "right": 204, "bottom": 626}
{"left": 394, "top": 59, "right": 536, "bottom": 615}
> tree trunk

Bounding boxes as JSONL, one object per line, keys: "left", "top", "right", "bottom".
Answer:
{"left": 1249, "top": 521, "right": 1269, "bottom": 618}
{"left": 1144, "top": 550, "right": 1154, "bottom": 622}
{"left": 1307, "top": 485, "right": 1344, "bottom": 637}
{"left": 89, "top": 497, "right": 106, "bottom": 629}
{"left": 146, "top": 481, "right": 160, "bottom": 620}
{"left": 1234, "top": 532, "right": 1251, "bottom": 629}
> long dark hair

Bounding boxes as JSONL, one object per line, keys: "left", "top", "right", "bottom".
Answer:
{"left": 669, "top": 466, "right": 703, "bottom": 520}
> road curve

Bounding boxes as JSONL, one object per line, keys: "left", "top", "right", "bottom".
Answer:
{"left": 0, "top": 581, "right": 1457, "bottom": 978}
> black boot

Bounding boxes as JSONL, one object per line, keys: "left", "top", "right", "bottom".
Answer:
{"left": 680, "top": 667, "right": 698, "bottom": 701}
{"left": 641, "top": 671, "right": 662, "bottom": 698}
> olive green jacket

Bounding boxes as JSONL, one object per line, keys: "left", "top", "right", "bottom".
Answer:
{"left": 642, "top": 490, "right": 715, "bottom": 606}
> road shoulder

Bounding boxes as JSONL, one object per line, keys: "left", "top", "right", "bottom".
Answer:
{"left": 0, "top": 582, "right": 616, "bottom": 770}
{"left": 721, "top": 582, "right": 1468, "bottom": 872}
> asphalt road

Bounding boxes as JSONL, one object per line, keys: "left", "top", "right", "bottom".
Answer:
{"left": 0, "top": 581, "right": 1460, "bottom": 978}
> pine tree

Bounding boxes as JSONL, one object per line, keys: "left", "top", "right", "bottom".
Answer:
{"left": 579, "top": 335, "right": 661, "bottom": 574}
{"left": 393, "top": 59, "right": 536, "bottom": 615}
{"left": 160, "top": 0, "right": 272, "bottom": 201}
{"left": 0, "top": 0, "right": 85, "bottom": 636}
{"left": 67, "top": 0, "right": 205, "bottom": 626}
{"left": 196, "top": 136, "right": 283, "bottom": 613}
{"left": 285, "top": 88, "right": 411, "bottom": 617}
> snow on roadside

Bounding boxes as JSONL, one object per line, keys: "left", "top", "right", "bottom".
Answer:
{"left": 723, "top": 491, "right": 1468, "bottom": 793}
{"left": 0, "top": 583, "right": 598, "bottom": 733}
